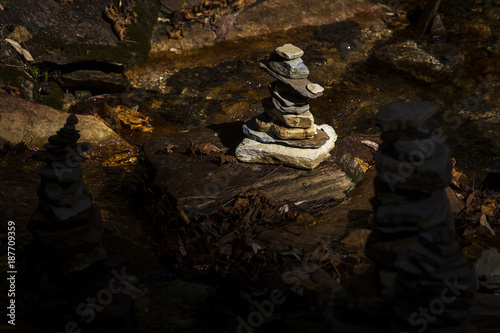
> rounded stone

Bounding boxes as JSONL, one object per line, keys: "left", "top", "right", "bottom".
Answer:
{"left": 306, "top": 83, "right": 324, "bottom": 94}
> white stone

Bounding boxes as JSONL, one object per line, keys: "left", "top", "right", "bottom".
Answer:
{"left": 306, "top": 83, "right": 324, "bottom": 94}
{"left": 236, "top": 124, "right": 337, "bottom": 169}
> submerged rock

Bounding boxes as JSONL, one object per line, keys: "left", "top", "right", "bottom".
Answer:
{"left": 374, "top": 41, "right": 452, "bottom": 82}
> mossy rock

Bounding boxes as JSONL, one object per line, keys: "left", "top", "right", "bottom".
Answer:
{"left": 0, "top": 65, "right": 36, "bottom": 100}
{"left": 5, "top": 0, "right": 159, "bottom": 70}
{"left": 38, "top": 82, "right": 64, "bottom": 110}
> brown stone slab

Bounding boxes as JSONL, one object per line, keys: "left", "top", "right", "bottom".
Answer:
{"left": 142, "top": 123, "right": 361, "bottom": 219}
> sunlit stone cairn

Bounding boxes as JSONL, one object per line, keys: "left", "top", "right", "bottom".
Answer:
{"left": 365, "top": 102, "right": 476, "bottom": 332}
{"left": 29, "top": 114, "right": 106, "bottom": 271}
{"left": 235, "top": 44, "right": 337, "bottom": 169}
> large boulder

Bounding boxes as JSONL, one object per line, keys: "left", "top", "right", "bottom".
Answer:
{"left": 0, "top": 93, "right": 133, "bottom": 151}
{"left": 0, "top": 0, "right": 159, "bottom": 68}
{"left": 141, "top": 122, "right": 364, "bottom": 218}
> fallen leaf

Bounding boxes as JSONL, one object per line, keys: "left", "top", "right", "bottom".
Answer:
{"left": 481, "top": 199, "right": 497, "bottom": 217}
{"left": 451, "top": 158, "right": 465, "bottom": 189}
{"left": 5, "top": 38, "right": 34, "bottom": 62}
{"left": 355, "top": 157, "right": 370, "bottom": 173}
{"left": 479, "top": 213, "right": 496, "bottom": 236}
{"left": 465, "top": 190, "right": 478, "bottom": 213}
{"left": 0, "top": 4, "right": 4, "bottom": 10}
{"left": 220, "top": 154, "right": 238, "bottom": 165}
{"left": 155, "top": 144, "right": 178, "bottom": 154}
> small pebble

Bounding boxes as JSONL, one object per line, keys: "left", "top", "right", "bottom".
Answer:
{"left": 306, "top": 83, "right": 324, "bottom": 94}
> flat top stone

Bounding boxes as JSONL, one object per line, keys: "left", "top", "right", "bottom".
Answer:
{"left": 260, "top": 60, "right": 322, "bottom": 98}
{"left": 275, "top": 44, "right": 304, "bottom": 60}
{"left": 376, "top": 101, "right": 438, "bottom": 132}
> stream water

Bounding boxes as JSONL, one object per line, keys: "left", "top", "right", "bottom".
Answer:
{"left": 125, "top": 9, "right": 500, "bottom": 179}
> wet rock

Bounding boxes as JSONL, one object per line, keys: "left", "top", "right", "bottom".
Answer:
{"left": 243, "top": 117, "right": 329, "bottom": 149}
{"left": 374, "top": 41, "right": 452, "bottom": 82}
{"left": 151, "top": 0, "right": 383, "bottom": 53}
{"left": 61, "top": 70, "right": 130, "bottom": 94}
{"left": 237, "top": 124, "right": 336, "bottom": 169}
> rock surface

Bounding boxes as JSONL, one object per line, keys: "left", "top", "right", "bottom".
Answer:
{"left": 266, "top": 106, "right": 314, "bottom": 128}
{"left": 151, "top": 0, "right": 383, "bottom": 54}
{"left": 0, "top": 0, "right": 158, "bottom": 68}
{"left": 374, "top": 41, "right": 452, "bottom": 82}
{"left": 142, "top": 123, "right": 360, "bottom": 219}
{"left": 0, "top": 93, "right": 133, "bottom": 150}
{"left": 60, "top": 70, "right": 130, "bottom": 94}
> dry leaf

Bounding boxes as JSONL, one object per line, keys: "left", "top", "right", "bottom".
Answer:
{"left": 355, "top": 157, "right": 370, "bottom": 173}
{"left": 220, "top": 154, "right": 238, "bottom": 165}
{"left": 481, "top": 199, "right": 497, "bottom": 217}
{"left": 451, "top": 158, "right": 464, "bottom": 188}
{"left": 0, "top": 4, "right": 4, "bottom": 10}
{"left": 155, "top": 144, "right": 178, "bottom": 154}
{"left": 5, "top": 38, "right": 34, "bottom": 62}
{"left": 479, "top": 213, "right": 496, "bottom": 236}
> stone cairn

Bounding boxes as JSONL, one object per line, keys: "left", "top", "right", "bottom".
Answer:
{"left": 360, "top": 101, "right": 476, "bottom": 332}
{"left": 236, "top": 44, "right": 337, "bottom": 169}
{"left": 29, "top": 114, "right": 105, "bottom": 272}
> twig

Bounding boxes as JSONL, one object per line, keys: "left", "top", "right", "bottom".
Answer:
{"left": 330, "top": 258, "right": 342, "bottom": 278}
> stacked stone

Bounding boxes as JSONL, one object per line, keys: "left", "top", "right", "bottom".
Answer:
{"left": 236, "top": 44, "right": 337, "bottom": 169}
{"left": 29, "top": 114, "right": 105, "bottom": 272}
{"left": 391, "top": 227, "right": 476, "bottom": 333}
{"left": 363, "top": 101, "right": 475, "bottom": 331}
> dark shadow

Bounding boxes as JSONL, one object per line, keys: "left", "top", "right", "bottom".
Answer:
{"left": 482, "top": 173, "right": 500, "bottom": 191}
{"left": 207, "top": 121, "right": 245, "bottom": 155}
{"left": 346, "top": 210, "right": 373, "bottom": 231}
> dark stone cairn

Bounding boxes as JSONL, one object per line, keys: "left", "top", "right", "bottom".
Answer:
{"left": 348, "top": 101, "right": 476, "bottom": 332}
{"left": 29, "top": 114, "right": 106, "bottom": 272}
